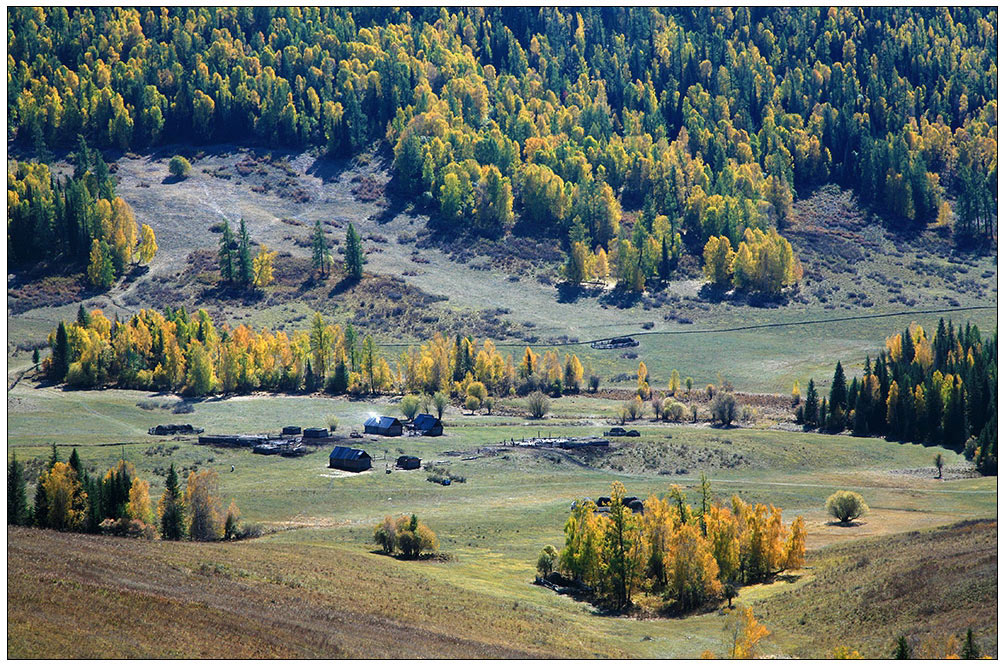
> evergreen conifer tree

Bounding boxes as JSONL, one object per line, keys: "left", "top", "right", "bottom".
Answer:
{"left": 68, "top": 447, "right": 82, "bottom": 475}
{"left": 51, "top": 321, "right": 70, "bottom": 381}
{"left": 8, "top": 453, "right": 29, "bottom": 526}
{"left": 304, "top": 359, "right": 316, "bottom": 393}
{"left": 76, "top": 303, "right": 91, "bottom": 327}
{"left": 236, "top": 219, "right": 253, "bottom": 286}
{"left": 311, "top": 220, "right": 331, "bottom": 276}
{"left": 330, "top": 359, "right": 350, "bottom": 394}
{"left": 218, "top": 219, "right": 234, "bottom": 283}
{"left": 829, "top": 361, "right": 847, "bottom": 429}
{"left": 343, "top": 222, "right": 364, "bottom": 280}
{"left": 159, "top": 463, "right": 185, "bottom": 540}
{"left": 961, "top": 629, "right": 978, "bottom": 660}
{"left": 804, "top": 379, "right": 818, "bottom": 427}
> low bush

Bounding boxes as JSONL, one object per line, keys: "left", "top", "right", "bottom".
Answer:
{"left": 168, "top": 155, "right": 192, "bottom": 178}
{"left": 373, "top": 514, "right": 438, "bottom": 559}
{"left": 825, "top": 490, "right": 869, "bottom": 524}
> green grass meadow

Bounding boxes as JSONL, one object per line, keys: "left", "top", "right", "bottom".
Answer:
{"left": 7, "top": 382, "right": 996, "bottom": 657}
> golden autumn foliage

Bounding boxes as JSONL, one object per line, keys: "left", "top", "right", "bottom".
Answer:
{"left": 46, "top": 308, "right": 583, "bottom": 401}
{"left": 555, "top": 482, "right": 805, "bottom": 613}
{"left": 702, "top": 235, "right": 735, "bottom": 287}
{"left": 185, "top": 469, "right": 224, "bottom": 542}
{"left": 252, "top": 244, "right": 276, "bottom": 289}
{"left": 41, "top": 462, "right": 87, "bottom": 531}
{"left": 126, "top": 478, "right": 154, "bottom": 526}
{"left": 725, "top": 606, "right": 771, "bottom": 659}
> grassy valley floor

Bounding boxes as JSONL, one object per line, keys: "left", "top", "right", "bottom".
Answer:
{"left": 6, "top": 387, "right": 998, "bottom": 658}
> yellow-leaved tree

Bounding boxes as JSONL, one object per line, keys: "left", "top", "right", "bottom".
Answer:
{"left": 702, "top": 235, "right": 735, "bottom": 287}
{"left": 42, "top": 462, "right": 87, "bottom": 531}
{"left": 126, "top": 477, "right": 154, "bottom": 525}
{"left": 185, "top": 469, "right": 224, "bottom": 541}
{"left": 252, "top": 244, "right": 276, "bottom": 289}
{"left": 138, "top": 224, "right": 157, "bottom": 264}
{"left": 725, "top": 605, "right": 771, "bottom": 658}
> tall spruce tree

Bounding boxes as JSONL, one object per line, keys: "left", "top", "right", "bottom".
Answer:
{"left": 310, "top": 220, "right": 330, "bottom": 276}
{"left": 961, "top": 629, "right": 979, "bottom": 660}
{"left": 51, "top": 321, "right": 70, "bottom": 381}
{"left": 803, "top": 379, "right": 818, "bottom": 427}
{"left": 68, "top": 447, "right": 82, "bottom": 475}
{"left": 894, "top": 636, "right": 911, "bottom": 659}
{"left": 829, "top": 361, "right": 847, "bottom": 430}
{"left": 236, "top": 219, "right": 253, "bottom": 286}
{"left": 326, "top": 359, "right": 348, "bottom": 394}
{"left": 218, "top": 219, "right": 234, "bottom": 283}
{"left": 76, "top": 303, "right": 91, "bottom": 326}
{"left": 658, "top": 236, "right": 671, "bottom": 283}
{"left": 159, "top": 463, "right": 185, "bottom": 540}
{"left": 8, "top": 453, "right": 29, "bottom": 526}
{"left": 343, "top": 222, "right": 364, "bottom": 280}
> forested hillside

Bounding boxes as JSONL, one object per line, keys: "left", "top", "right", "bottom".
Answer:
{"left": 7, "top": 7, "right": 998, "bottom": 292}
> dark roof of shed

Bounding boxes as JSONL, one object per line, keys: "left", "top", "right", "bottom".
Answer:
{"left": 329, "top": 446, "right": 371, "bottom": 460}
{"left": 413, "top": 413, "right": 441, "bottom": 430}
{"left": 364, "top": 416, "right": 402, "bottom": 428}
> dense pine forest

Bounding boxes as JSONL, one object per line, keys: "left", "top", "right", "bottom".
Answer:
{"left": 800, "top": 319, "right": 997, "bottom": 475}
{"left": 7, "top": 7, "right": 998, "bottom": 293}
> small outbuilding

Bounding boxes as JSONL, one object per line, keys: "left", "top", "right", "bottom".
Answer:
{"left": 303, "top": 427, "right": 329, "bottom": 439}
{"left": 282, "top": 425, "right": 302, "bottom": 436}
{"left": 396, "top": 455, "right": 421, "bottom": 470}
{"left": 412, "top": 413, "right": 443, "bottom": 437}
{"left": 364, "top": 416, "right": 403, "bottom": 437}
{"left": 329, "top": 446, "right": 372, "bottom": 472}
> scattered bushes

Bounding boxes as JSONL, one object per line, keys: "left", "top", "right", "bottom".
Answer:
{"left": 663, "top": 399, "right": 687, "bottom": 422}
{"left": 537, "top": 545, "right": 558, "bottom": 576}
{"left": 710, "top": 393, "right": 738, "bottom": 426}
{"left": 373, "top": 514, "right": 438, "bottom": 559}
{"left": 527, "top": 391, "right": 550, "bottom": 419}
{"left": 424, "top": 463, "right": 465, "bottom": 485}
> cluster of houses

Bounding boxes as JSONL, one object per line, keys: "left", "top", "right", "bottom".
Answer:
{"left": 362, "top": 413, "right": 443, "bottom": 437}
{"left": 328, "top": 413, "right": 443, "bottom": 473}
{"left": 182, "top": 413, "right": 444, "bottom": 474}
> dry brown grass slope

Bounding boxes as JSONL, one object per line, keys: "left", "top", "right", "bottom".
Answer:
{"left": 7, "top": 527, "right": 624, "bottom": 659}
{"left": 757, "top": 519, "right": 998, "bottom": 658}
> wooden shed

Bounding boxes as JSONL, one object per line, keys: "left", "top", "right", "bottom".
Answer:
{"left": 363, "top": 416, "right": 403, "bottom": 437}
{"left": 412, "top": 413, "right": 443, "bottom": 437}
{"left": 328, "top": 446, "right": 372, "bottom": 472}
{"left": 396, "top": 455, "right": 421, "bottom": 470}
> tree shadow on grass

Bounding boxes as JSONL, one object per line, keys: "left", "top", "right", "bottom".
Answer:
{"left": 327, "top": 276, "right": 361, "bottom": 298}
{"left": 556, "top": 283, "right": 585, "bottom": 303}
{"left": 598, "top": 288, "right": 643, "bottom": 309}
{"left": 369, "top": 549, "right": 453, "bottom": 562}
{"left": 826, "top": 520, "right": 866, "bottom": 527}
{"left": 697, "top": 282, "right": 790, "bottom": 309}
{"left": 198, "top": 283, "right": 265, "bottom": 306}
